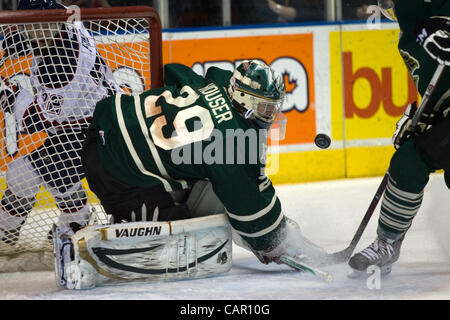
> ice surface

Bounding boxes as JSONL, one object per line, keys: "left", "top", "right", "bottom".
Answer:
{"left": 1, "top": 174, "right": 449, "bottom": 300}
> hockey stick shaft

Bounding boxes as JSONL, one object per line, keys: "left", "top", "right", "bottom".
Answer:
{"left": 411, "top": 63, "right": 445, "bottom": 129}
{"left": 316, "top": 173, "right": 389, "bottom": 267}
{"left": 280, "top": 255, "right": 333, "bottom": 283}
{"left": 324, "top": 63, "right": 446, "bottom": 266}
{"left": 344, "top": 173, "right": 389, "bottom": 255}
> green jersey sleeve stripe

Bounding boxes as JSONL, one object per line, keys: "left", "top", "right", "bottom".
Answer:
{"left": 115, "top": 94, "right": 173, "bottom": 192}
{"left": 231, "top": 209, "right": 284, "bottom": 238}
{"left": 133, "top": 95, "right": 188, "bottom": 190}
{"left": 226, "top": 193, "right": 277, "bottom": 222}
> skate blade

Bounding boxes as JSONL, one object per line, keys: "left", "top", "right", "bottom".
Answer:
{"left": 347, "top": 265, "right": 393, "bottom": 279}
{"left": 347, "top": 269, "right": 366, "bottom": 279}
{"left": 380, "top": 265, "right": 392, "bottom": 276}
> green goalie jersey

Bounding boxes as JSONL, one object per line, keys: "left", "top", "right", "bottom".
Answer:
{"left": 395, "top": 0, "right": 450, "bottom": 110}
{"left": 90, "top": 63, "right": 285, "bottom": 251}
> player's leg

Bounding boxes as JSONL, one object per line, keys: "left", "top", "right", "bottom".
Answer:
{"left": 349, "top": 139, "right": 437, "bottom": 274}
{"left": 28, "top": 130, "right": 93, "bottom": 233}
{"left": 0, "top": 156, "right": 42, "bottom": 245}
{"left": 0, "top": 83, "right": 46, "bottom": 245}
{"left": 186, "top": 179, "right": 225, "bottom": 217}
{"left": 51, "top": 182, "right": 90, "bottom": 229}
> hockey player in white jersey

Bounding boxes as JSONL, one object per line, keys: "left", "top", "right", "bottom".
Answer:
{"left": 0, "top": 0, "right": 121, "bottom": 245}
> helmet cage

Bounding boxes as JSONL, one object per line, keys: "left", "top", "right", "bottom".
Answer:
{"left": 231, "top": 87, "right": 283, "bottom": 123}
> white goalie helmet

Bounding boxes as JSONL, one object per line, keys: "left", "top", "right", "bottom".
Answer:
{"left": 228, "top": 60, "right": 286, "bottom": 131}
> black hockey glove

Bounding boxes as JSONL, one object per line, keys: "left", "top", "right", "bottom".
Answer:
{"left": 392, "top": 102, "right": 428, "bottom": 149}
{"left": 416, "top": 17, "right": 450, "bottom": 66}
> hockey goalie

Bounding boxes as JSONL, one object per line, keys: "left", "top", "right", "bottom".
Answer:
{"left": 53, "top": 59, "right": 329, "bottom": 289}
{"left": 0, "top": 0, "right": 121, "bottom": 246}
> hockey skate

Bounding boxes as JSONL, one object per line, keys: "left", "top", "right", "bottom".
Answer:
{"left": 53, "top": 222, "right": 85, "bottom": 288}
{"left": 348, "top": 236, "right": 404, "bottom": 278}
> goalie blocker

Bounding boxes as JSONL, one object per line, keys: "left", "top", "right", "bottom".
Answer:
{"left": 53, "top": 214, "right": 232, "bottom": 290}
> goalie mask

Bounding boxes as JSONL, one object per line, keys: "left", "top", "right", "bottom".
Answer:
{"left": 228, "top": 60, "right": 286, "bottom": 134}
{"left": 378, "top": 0, "right": 397, "bottom": 21}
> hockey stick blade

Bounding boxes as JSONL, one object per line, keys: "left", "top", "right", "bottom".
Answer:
{"left": 316, "top": 247, "right": 358, "bottom": 267}
{"left": 280, "top": 255, "right": 333, "bottom": 283}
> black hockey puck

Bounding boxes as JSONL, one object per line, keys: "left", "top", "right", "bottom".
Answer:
{"left": 314, "top": 133, "right": 331, "bottom": 149}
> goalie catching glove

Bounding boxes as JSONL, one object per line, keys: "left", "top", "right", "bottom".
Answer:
{"left": 416, "top": 17, "right": 450, "bottom": 66}
{"left": 233, "top": 216, "right": 328, "bottom": 267}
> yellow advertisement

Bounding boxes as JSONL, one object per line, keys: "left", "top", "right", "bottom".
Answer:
{"left": 330, "top": 28, "right": 418, "bottom": 177}
{"left": 330, "top": 29, "right": 418, "bottom": 141}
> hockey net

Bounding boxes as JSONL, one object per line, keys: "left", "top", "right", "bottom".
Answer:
{"left": 0, "top": 6, "right": 162, "bottom": 272}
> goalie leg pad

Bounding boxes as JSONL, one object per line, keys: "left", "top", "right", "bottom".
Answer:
{"left": 28, "top": 130, "right": 85, "bottom": 195}
{"left": 6, "top": 156, "right": 42, "bottom": 198}
{"left": 0, "top": 189, "right": 36, "bottom": 245}
{"left": 53, "top": 214, "right": 232, "bottom": 290}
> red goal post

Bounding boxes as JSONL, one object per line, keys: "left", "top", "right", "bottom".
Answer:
{"left": 0, "top": 6, "right": 163, "bottom": 271}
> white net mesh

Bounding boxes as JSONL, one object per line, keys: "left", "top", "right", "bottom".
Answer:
{"left": 0, "top": 9, "right": 159, "bottom": 271}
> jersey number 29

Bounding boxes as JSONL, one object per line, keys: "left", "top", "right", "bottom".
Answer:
{"left": 144, "top": 86, "right": 214, "bottom": 150}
